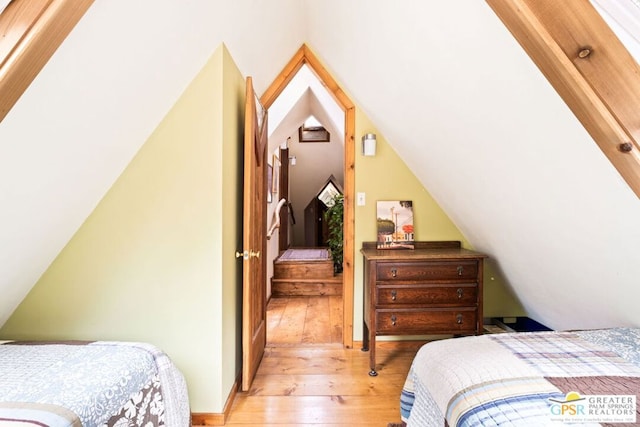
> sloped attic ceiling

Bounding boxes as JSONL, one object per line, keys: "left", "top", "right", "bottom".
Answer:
{"left": 303, "top": 0, "right": 640, "bottom": 329}
{"left": 268, "top": 64, "right": 344, "bottom": 142}
{"left": 1, "top": 0, "right": 639, "bottom": 330}
{"left": 269, "top": 87, "right": 344, "bottom": 154}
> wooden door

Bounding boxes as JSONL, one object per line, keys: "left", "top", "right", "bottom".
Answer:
{"left": 278, "top": 146, "right": 290, "bottom": 252}
{"left": 242, "top": 77, "right": 268, "bottom": 391}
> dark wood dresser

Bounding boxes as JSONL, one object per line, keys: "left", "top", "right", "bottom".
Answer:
{"left": 361, "top": 241, "right": 487, "bottom": 376}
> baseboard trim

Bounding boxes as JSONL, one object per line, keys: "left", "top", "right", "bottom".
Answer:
{"left": 191, "top": 373, "right": 241, "bottom": 425}
{"left": 191, "top": 412, "right": 224, "bottom": 426}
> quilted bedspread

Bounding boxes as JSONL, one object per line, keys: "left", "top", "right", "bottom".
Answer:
{"left": 401, "top": 328, "right": 640, "bottom": 427}
{"left": 0, "top": 341, "right": 190, "bottom": 427}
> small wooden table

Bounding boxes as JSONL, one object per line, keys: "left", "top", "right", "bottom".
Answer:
{"left": 361, "top": 241, "right": 487, "bottom": 376}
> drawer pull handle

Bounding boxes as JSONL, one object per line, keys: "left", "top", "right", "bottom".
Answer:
{"left": 391, "top": 315, "right": 397, "bottom": 326}
{"left": 456, "top": 314, "right": 463, "bottom": 324}
{"left": 457, "top": 288, "right": 463, "bottom": 299}
{"left": 457, "top": 266, "right": 464, "bottom": 276}
{"left": 391, "top": 290, "right": 397, "bottom": 301}
{"left": 390, "top": 268, "right": 397, "bottom": 278}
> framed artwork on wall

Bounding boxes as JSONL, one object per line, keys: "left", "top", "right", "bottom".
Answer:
{"left": 376, "top": 200, "right": 414, "bottom": 249}
{"left": 272, "top": 153, "right": 279, "bottom": 194}
{"left": 298, "top": 125, "right": 330, "bottom": 142}
{"left": 267, "top": 164, "right": 273, "bottom": 203}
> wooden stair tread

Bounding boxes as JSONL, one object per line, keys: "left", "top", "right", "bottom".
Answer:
{"left": 271, "top": 280, "right": 342, "bottom": 296}
{"left": 274, "top": 258, "right": 332, "bottom": 264}
{"left": 272, "top": 277, "right": 342, "bottom": 283}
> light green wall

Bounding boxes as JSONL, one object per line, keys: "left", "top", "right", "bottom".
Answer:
{"left": 220, "top": 45, "right": 245, "bottom": 403}
{"left": 353, "top": 109, "right": 524, "bottom": 340}
{"left": 0, "top": 44, "right": 245, "bottom": 414}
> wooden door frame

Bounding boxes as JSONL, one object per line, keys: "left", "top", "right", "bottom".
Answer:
{"left": 261, "top": 44, "right": 356, "bottom": 348}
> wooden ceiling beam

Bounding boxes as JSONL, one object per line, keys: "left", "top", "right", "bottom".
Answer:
{"left": 0, "top": 0, "right": 94, "bottom": 122}
{"left": 486, "top": 0, "right": 640, "bottom": 197}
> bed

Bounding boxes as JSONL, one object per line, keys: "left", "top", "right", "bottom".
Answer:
{"left": 0, "top": 340, "right": 190, "bottom": 427}
{"left": 401, "top": 328, "right": 640, "bottom": 426}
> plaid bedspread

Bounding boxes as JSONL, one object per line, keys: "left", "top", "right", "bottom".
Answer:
{"left": 402, "top": 328, "right": 640, "bottom": 427}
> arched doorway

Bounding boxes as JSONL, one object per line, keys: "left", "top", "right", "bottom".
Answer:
{"left": 261, "top": 44, "right": 355, "bottom": 348}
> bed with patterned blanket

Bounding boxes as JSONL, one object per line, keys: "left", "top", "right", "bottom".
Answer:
{"left": 401, "top": 328, "right": 640, "bottom": 426}
{"left": 0, "top": 341, "right": 190, "bottom": 427}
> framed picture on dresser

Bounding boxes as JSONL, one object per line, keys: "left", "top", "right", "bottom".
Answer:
{"left": 376, "top": 200, "right": 414, "bottom": 249}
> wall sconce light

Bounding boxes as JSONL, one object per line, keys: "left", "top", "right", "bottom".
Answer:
{"left": 362, "top": 133, "right": 377, "bottom": 156}
{"left": 289, "top": 155, "right": 297, "bottom": 166}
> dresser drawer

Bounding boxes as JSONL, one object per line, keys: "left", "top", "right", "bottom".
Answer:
{"left": 376, "top": 284, "right": 477, "bottom": 305}
{"left": 376, "top": 261, "right": 478, "bottom": 281}
{"left": 376, "top": 308, "right": 477, "bottom": 334}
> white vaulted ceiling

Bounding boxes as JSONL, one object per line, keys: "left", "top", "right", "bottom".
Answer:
{"left": 268, "top": 64, "right": 344, "bottom": 142}
{"left": 0, "top": 0, "right": 639, "bottom": 330}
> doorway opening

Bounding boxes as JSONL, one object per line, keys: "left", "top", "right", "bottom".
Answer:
{"left": 260, "top": 44, "right": 355, "bottom": 349}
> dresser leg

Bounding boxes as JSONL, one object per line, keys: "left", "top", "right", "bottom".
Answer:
{"left": 369, "top": 335, "right": 377, "bottom": 375}
{"left": 362, "top": 322, "right": 369, "bottom": 351}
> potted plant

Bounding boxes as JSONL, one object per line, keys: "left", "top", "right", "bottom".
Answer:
{"left": 324, "top": 193, "right": 344, "bottom": 274}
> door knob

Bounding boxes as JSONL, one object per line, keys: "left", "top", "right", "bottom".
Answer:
{"left": 235, "top": 250, "right": 261, "bottom": 260}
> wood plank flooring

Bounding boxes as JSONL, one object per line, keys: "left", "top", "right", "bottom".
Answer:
{"left": 221, "top": 296, "right": 427, "bottom": 426}
{"left": 267, "top": 296, "right": 343, "bottom": 345}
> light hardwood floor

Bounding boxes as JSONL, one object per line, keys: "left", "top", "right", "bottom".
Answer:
{"left": 221, "top": 296, "right": 427, "bottom": 426}
{"left": 266, "top": 295, "right": 343, "bottom": 346}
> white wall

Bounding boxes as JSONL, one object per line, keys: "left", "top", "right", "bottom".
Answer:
{"left": 304, "top": 0, "right": 640, "bottom": 330}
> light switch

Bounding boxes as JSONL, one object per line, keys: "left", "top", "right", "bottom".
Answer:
{"left": 357, "top": 192, "right": 366, "bottom": 206}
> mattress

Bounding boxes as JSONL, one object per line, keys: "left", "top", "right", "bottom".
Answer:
{"left": 0, "top": 341, "right": 190, "bottom": 427}
{"left": 401, "top": 328, "right": 640, "bottom": 426}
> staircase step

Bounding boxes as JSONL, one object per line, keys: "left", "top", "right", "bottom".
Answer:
{"left": 271, "top": 278, "right": 342, "bottom": 296}
{"left": 273, "top": 259, "right": 334, "bottom": 279}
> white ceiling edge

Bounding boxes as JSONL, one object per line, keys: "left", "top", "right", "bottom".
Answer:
{"left": 591, "top": 0, "right": 640, "bottom": 62}
{"left": 307, "top": 89, "right": 344, "bottom": 146}
{"left": 269, "top": 92, "right": 311, "bottom": 154}
{"left": 0, "top": 0, "right": 10, "bottom": 14}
